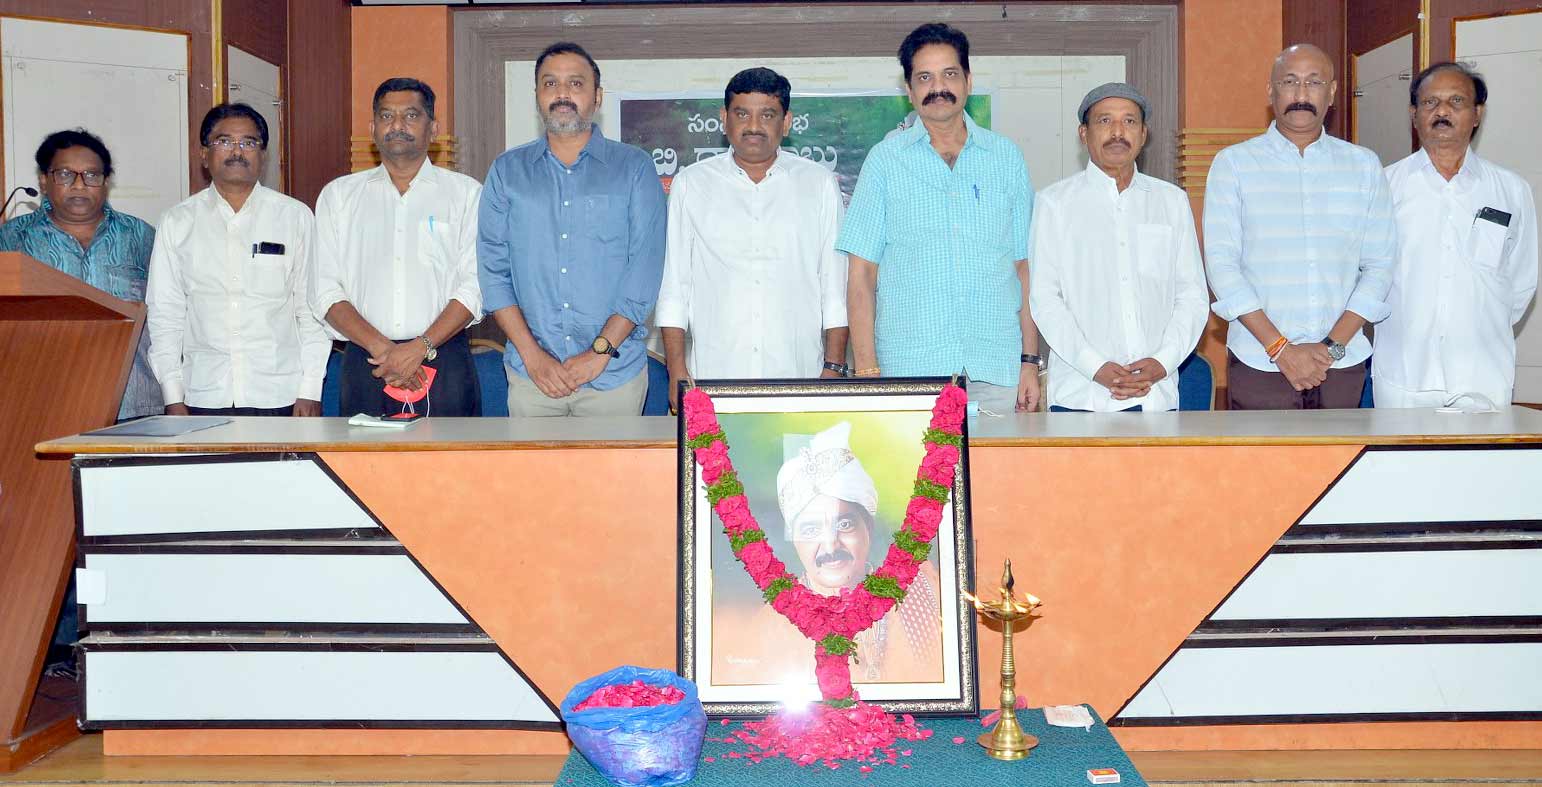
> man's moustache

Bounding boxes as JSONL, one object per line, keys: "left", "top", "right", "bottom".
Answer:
{"left": 549, "top": 100, "right": 578, "bottom": 113}
{"left": 1103, "top": 140, "right": 1130, "bottom": 151}
{"left": 224, "top": 157, "right": 248, "bottom": 167}
{"left": 1286, "top": 101, "right": 1318, "bottom": 115}
{"left": 1433, "top": 118, "right": 1454, "bottom": 128}
{"left": 384, "top": 131, "right": 415, "bottom": 143}
{"left": 814, "top": 548, "right": 855, "bottom": 567}
{"left": 923, "top": 91, "right": 957, "bottom": 106}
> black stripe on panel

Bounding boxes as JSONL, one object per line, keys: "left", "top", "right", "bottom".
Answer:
{"left": 80, "top": 527, "right": 397, "bottom": 546}
{"left": 1361, "top": 443, "right": 1542, "bottom": 453}
{"left": 81, "top": 622, "right": 482, "bottom": 636}
{"left": 81, "top": 542, "right": 409, "bottom": 556}
{"left": 1198, "top": 615, "right": 1542, "bottom": 632}
{"left": 79, "top": 640, "right": 501, "bottom": 653}
{"left": 1111, "top": 710, "right": 1542, "bottom": 727}
{"left": 1283, "top": 520, "right": 1542, "bottom": 539}
{"left": 1271, "top": 537, "right": 1542, "bottom": 553}
{"left": 1181, "top": 631, "right": 1542, "bottom": 648}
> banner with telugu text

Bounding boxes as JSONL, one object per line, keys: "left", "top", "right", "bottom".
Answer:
{"left": 617, "top": 92, "right": 991, "bottom": 200}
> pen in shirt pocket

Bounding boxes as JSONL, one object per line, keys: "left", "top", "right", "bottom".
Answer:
{"left": 973, "top": 185, "right": 980, "bottom": 202}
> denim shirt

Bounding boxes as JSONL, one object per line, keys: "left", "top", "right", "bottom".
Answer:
{"left": 0, "top": 201, "right": 161, "bottom": 419}
{"left": 477, "top": 126, "right": 667, "bottom": 390}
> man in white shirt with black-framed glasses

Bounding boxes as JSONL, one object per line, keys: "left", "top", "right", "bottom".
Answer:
{"left": 147, "top": 103, "right": 329, "bottom": 417}
{"left": 655, "top": 67, "right": 849, "bottom": 412}
{"left": 1377, "top": 61, "right": 1537, "bottom": 409}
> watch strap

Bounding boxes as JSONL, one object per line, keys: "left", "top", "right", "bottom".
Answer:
{"left": 823, "top": 361, "right": 850, "bottom": 377}
{"left": 1021, "top": 353, "right": 1045, "bottom": 367}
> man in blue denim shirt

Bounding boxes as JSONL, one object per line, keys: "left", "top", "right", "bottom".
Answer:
{"left": 478, "top": 42, "right": 666, "bottom": 417}
{"left": 0, "top": 129, "right": 160, "bottom": 421}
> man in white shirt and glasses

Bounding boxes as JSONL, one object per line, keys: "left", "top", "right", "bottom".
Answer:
{"left": 147, "top": 103, "right": 329, "bottom": 417}
{"left": 312, "top": 77, "right": 483, "bottom": 416}
{"left": 656, "top": 67, "right": 849, "bottom": 411}
{"left": 1029, "top": 83, "right": 1208, "bottom": 412}
{"left": 1376, "top": 62, "right": 1537, "bottom": 409}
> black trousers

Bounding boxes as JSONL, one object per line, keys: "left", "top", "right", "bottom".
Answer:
{"left": 341, "top": 331, "right": 480, "bottom": 417}
{"left": 188, "top": 404, "right": 295, "bottom": 416}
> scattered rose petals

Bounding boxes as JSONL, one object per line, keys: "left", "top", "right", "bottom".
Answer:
{"left": 702, "top": 757, "right": 715, "bottom": 763}
{"left": 860, "top": 765, "right": 873, "bottom": 773}
{"left": 720, "top": 718, "right": 731, "bottom": 726}
{"left": 714, "top": 701, "right": 930, "bottom": 771}
{"left": 573, "top": 680, "right": 685, "bottom": 712}
{"left": 951, "top": 736, "right": 966, "bottom": 744}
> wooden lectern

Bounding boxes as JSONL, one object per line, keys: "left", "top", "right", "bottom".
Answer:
{"left": 0, "top": 252, "right": 143, "bottom": 770}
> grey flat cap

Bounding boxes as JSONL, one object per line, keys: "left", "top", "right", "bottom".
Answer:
{"left": 1078, "top": 82, "right": 1151, "bottom": 125}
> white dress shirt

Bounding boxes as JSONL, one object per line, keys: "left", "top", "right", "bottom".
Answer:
{"left": 311, "top": 161, "right": 483, "bottom": 341}
{"left": 146, "top": 184, "right": 329, "bottom": 409}
{"left": 1375, "top": 147, "right": 1538, "bottom": 407}
{"left": 655, "top": 151, "right": 847, "bottom": 378}
{"left": 1029, "top": 162, "right": 1209, "bottom": 412}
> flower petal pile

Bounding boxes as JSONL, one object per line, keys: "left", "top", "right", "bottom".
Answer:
{"left": 572, "top": 680, "right": 686, "bottom": 712}
{"left": 710, "top": 701, "right": 933, "bottom": 769}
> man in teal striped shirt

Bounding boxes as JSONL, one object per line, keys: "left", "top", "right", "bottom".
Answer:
{"left": 0, "top": 129, "right": 160, "bottom": 421}
{"left": 838, "top": 23, "right": 1040, "bottom": 412}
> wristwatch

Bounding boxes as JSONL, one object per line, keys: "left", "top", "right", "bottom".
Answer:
{"left": 1320, "top": 337, "right": 1346, "bottom": 362}
{"left": 417, "top": 335, "right": 437, "bottom": 362}
{"left": 823, "top": 361, "right": 851, "bottom": 377}
{"left": 1021, "top": 353, "right": 1045, "bottom": 368}
{"left": 591, "top": 335, "right": 620, "bottom": 358}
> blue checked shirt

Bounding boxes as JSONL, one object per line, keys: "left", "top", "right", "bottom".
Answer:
{"left": 478, "top": 126, "right": 666, "bottom": 390}
{"left": 1203, "top": 123, "right": 1396, "bottom": 370}
{"left": 837, "top": 113, "right": 1033, "bottom": 387}
{"left": 0, "top": 201, "right": 162, "bottom": 419}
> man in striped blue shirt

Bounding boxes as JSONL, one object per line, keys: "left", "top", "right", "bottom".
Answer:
{"left": 1204, "top": 43, "right": 1395, "bottom": 410}
{"left": 839, "top": 23, "right": 1039, "bottom": 412}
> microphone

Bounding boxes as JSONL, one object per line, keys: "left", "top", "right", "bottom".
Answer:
{"left": 1, "top": 186, "right": 39, "bottom": 223}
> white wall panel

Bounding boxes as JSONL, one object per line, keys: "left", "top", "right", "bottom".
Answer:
{"left": 1300, "top": 450, "right": 1542, "bottom": 525}
{"left": 1213, "top": 549, "right": 1542, "bottom": 620}
{"left": 84, "top": 649, "right": 557, "bottom": 723}
{"left": 80, "top": 460, "right": 378, "bottom": 536}
{"left": 1120, "top": 643, "right": 1542, "bottom": 719}
{"left": 82, "top": 553, "right": 467, "bottom": 625}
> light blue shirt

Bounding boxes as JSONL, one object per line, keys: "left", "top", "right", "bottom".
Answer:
{"left": 478, "top": 125, "right": 666, "bottom": 390}
{"left": 0, "top": 200, "right": 162, "bottom": 419}
{"left": 837, "top": 113, "right": 1032, "bottom": 387}
{"left": 1203, "top": 123, "right": 1395, "bottom": 370}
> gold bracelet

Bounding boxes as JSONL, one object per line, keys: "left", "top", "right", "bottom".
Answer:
{"left": 854, "top": 367, "right": 881, "bottom": 377}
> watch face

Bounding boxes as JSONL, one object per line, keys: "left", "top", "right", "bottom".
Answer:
{"left": 592, "top": 337, "right": 609, "bottom": 354}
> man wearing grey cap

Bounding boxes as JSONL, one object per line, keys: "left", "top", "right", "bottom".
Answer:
{"left": 1028, "top": 83, "right": 1207, "bottom": 412}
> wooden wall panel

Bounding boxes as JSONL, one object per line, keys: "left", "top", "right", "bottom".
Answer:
{"left": 1347, "top": 0, "right": 1419, "bottom": 56}
{"left": 222, "top": 0, "right": 286, "bottom": 72}
{"left": 1281, "top": 0, "right": 1347, "bottom": 140}
{"left": 286, "top": 0, "right": 351, "bottom": 208}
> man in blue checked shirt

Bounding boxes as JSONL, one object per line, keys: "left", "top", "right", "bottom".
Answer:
{"left": 1204, "top": 43, "right": 1396, "bottom": 410}
{"left": 478, "top": 41, "right": 666, "bottom": 417}
{"left": 839, "top": 23, "right": 1041, "bottom": 412}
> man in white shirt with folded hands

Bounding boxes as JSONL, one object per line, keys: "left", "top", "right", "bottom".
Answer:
{"left": 1028, "top": 83, "right": 1208, "bottom": 412}
{"left": 1376, "top": 61, "right": 1537, "bottom": 409}
{"left": 656, "top": 67, "right": 848, "bottom": 411}
{"left": 147, "top": 103, "right": 329, "bottom": 417}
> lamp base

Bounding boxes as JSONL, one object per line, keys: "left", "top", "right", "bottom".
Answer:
{"left": 977, "top": 730, "right": 1038, "bottom": 761}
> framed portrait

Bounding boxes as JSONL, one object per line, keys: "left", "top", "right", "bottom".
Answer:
{"left": 677, "top": 378, "right": 977, "bottom": 717}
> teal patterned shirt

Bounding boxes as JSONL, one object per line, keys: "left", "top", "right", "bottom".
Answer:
{"left": 0, "top": 201, "right": 161, "bottom": 419}
{"left": 837, "top": 113, "right": 1033, "bottom": 386}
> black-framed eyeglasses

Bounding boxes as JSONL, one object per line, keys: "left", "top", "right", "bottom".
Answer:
{"left": 208, "top": 137, "right": 262, "bottom": 151}
{"left": 48, "top": 168, "right": 106, "bottom": 187}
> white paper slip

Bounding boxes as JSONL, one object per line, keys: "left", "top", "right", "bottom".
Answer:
{"left": 1044, "top": 704, "right": 1095, "bottom": 729}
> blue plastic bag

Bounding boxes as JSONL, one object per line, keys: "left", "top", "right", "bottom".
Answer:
{"left": 561, "top": 666, "right": 707, "bottom": 787}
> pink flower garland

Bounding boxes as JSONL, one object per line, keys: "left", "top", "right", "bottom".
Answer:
{"left": 683, "top": 384, "right": 968, "bottom": 705}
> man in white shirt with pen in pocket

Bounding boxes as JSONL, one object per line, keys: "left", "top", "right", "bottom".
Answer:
{"left": 312, "top": 77, "right": 484, "bottom": 417}
{"left": 147, "top": 103, "right": 329, "bottom": 417}
{"left": 656, "top": 67, "right": 849, "bottom": 412}
{"left": 1377, "top": 61, "right": 1538, "bottom": 409}
{"left": 1028, "top": 83, "right": 1208, "bottom": 412}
